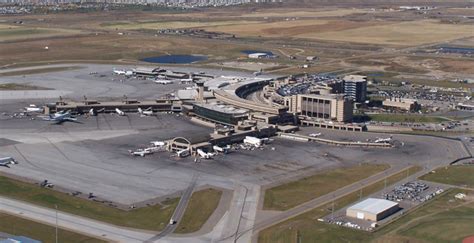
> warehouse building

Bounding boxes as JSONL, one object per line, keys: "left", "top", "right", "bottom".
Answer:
{"left": 346, "top": 198, "right": 399, "bottom": 221}
{"left": 284, "top": 94, "right": 353, "bottom": 122}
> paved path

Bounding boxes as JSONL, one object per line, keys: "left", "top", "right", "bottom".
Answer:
{"left": 217, "top": 183, "right": 260, "bottom": 243}
{"left": 145, "top": 173, "right": 199, "bottom": 242}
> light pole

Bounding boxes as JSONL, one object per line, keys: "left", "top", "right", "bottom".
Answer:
{"left": 55, "top": 204, "right": 58, "bottom": 243}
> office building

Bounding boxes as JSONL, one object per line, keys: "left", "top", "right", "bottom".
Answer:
{"left": 343, "top": 75, "right": 367, "bottom": 102}
{"left": 284, "top": 94, "right": 353, "bottom": 122}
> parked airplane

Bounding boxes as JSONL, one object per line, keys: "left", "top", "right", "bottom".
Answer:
{"left": 177, "top": 149, "right": 190, "bottom": 158}
{"left": 374, "top": 137, "right": 393, "bottom": 143}
{"left": 197, "top": 149, "right": 215, "bottom": 159}
{"left": 213, "top": 145, "right": 230, "bottom": 154}
{"left": 115, "top": 108, "right": 125, "bottom": 116}
{"left": 150, "top": 141, "right": 166, "bottom": 147}
{"left": 180, "top": 78, "right": 193, "bottom": 83}
{"left": 113, "top": 70, "right": 126, "bottom": 75}
{"left": 113, "top": 69, "right": 133, "bottom": 76}
{"left": 155, "top": 80, "right": 173, "bottom": 85}
{"left": 138, "top": 107, "right": 153, "bottom": 116}
{"left": 0, "top": 157, "right": 17, "bottom": 168}
{"left": 24, "top": 104, "right": 43, "bottom": 113}
{"left": 309, "top": 132, "right": 322, "bottom": 137}
{"left": 41, "top": 110, "right": 77, "bottom": 124}
{"left": 253, "top": 69, "right": 263, "bottom": 76}
{"left": 88, "top": 108, "right": 105, "bottom": 116}
{"left": 129, "top": 149, "right": 153, "bottom": 157}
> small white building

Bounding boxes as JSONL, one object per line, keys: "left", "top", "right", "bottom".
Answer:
{"left": 248, "top": 53, "right": 270, "bottom": 59}
{"left": 346, "top": 198, "right": 399, "bottom": 221}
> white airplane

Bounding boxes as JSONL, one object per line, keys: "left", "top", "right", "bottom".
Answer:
{"left": 150, "top": 141, "right": 166, "bottom": 147}
{"left": 374, "top": 137, "right": 393, "bottom": 143}
{"left": 138, "top": 107, "right": 153, "bottom": 116}
{"left": 253, "top": 71, "right": 263, "bottom": 76}
{"left": 309, "top": 132, "right": 322, "bottom": 137}
{"left": 180, "top": 78, "right": 193, "bottom": 83}
{"left": 41, "top": 110, "right": 78, "bottom": 124}
{"left": 213, "top": 145, "right": 230, "bottom": 154}
{"left": 129, "top": 148, "right": 153, "bottom": 157}
{"left": 197, "top": 149, "right": 215, "bottom": 159}
{"left": 177, "top": 149, "right": 190, "bottom": 158}
{"left": 24, "top": 104, "right": 43, "bottom": 113}
{"left": 155, "top": 80, "right": 173, "bottom": 85}
{"left": 115, "top": 108, "right": 125, "bottom": 116}
{"left": 0, "top": 157, "right": 17, "bottom": 168}
{"left": 88, "top": 108, "right": 105, "bottom": 116}
{"left": 113, "top": 69, "right": 126, "bottom": 75}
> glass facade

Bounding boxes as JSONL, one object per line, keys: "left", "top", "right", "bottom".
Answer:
{"left": 193, "top": 104, "right": 247, "bottom": 125}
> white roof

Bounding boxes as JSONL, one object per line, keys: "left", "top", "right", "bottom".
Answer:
{"left": 343, "top": 75, "right": 367, "bottom": 82}
{"left": 347, "top": 198, "right": 398, "bottom": 214}
{"left": 248, "top": 53, "right": 269, "bottom": 56}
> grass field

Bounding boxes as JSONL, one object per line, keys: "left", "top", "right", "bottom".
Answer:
{"left": 0, "top": 175, "right": 178, "bottom": 231}
{"left": 0, "top": 83, "right": 51, "bottom": 90}
{"left": 204, "top": 19, "right": 365, "bottom": 38}
{"left": 0, "top": 213, "right": 106, "bottom": 243}
{"left": 298, "top": 20, "right": 474, "bottom": 46}
{"left": 263, "top": 164, "right": 390, "bottom": 211}
{"left": 0, "top": 66, "right": 83, "bottom": 77}
{"left": 103, "top": 20, "right": 261, "bottom": 30}
{"left": 420, "top": 165, "right": 474, "bottom": 188}
{"left": 0, "top": 24, "right": 82, "bottom": 42}
{"left": 258, "top": 166, "right": 427, "bottom": 243}
{"left": 240, "top": 9, "right": 369, "bottom": 18}
{"left": 368, "top": 114, "right": 450, "bottom": 123}
{"left": 175, "top": 188, "right": 223, "bottom": 233}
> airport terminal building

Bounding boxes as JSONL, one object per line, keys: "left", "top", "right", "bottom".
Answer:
{"left": 192, "top": 103, "right": 248, "bottom": 125}
{"left": 284, "top": 94, "right": 353, "bottom": 122}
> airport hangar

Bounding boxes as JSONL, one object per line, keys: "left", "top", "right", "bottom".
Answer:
{"left": 346, "top": 198, "right": 400, "bottom": 222}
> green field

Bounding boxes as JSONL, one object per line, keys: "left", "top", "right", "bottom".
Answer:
{"left": 0, "top": 213, "right": 106, "bottom": 243}
{"left": 420, "top": 165, "right": 474, "bottom": 188}
{"left": 175, "top": 188, "right": 223, "bottom": 233}
{"left": 0, "top": 66, "right": 83, "bottom": 77}
{"left": 259, "top": 166, "right": 423, "bottom": 243}
{"left": 0, "top": 175, "right": 178, "bottom": 231}
{"left": 368, "top": 114, "right": 449, "bottom": 123}
{"left": 0, "top": 24, "right": 82, "bottom": 42}
{"left": 0, "top": 83, "right": 51, "bottom": 90}
{"left": 263, "top": 164, "right": 390, "bottom": 211}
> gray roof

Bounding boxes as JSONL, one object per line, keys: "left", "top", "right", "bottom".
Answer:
{"left": 347, "top": 198, "right": 398, "bottom": 214}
